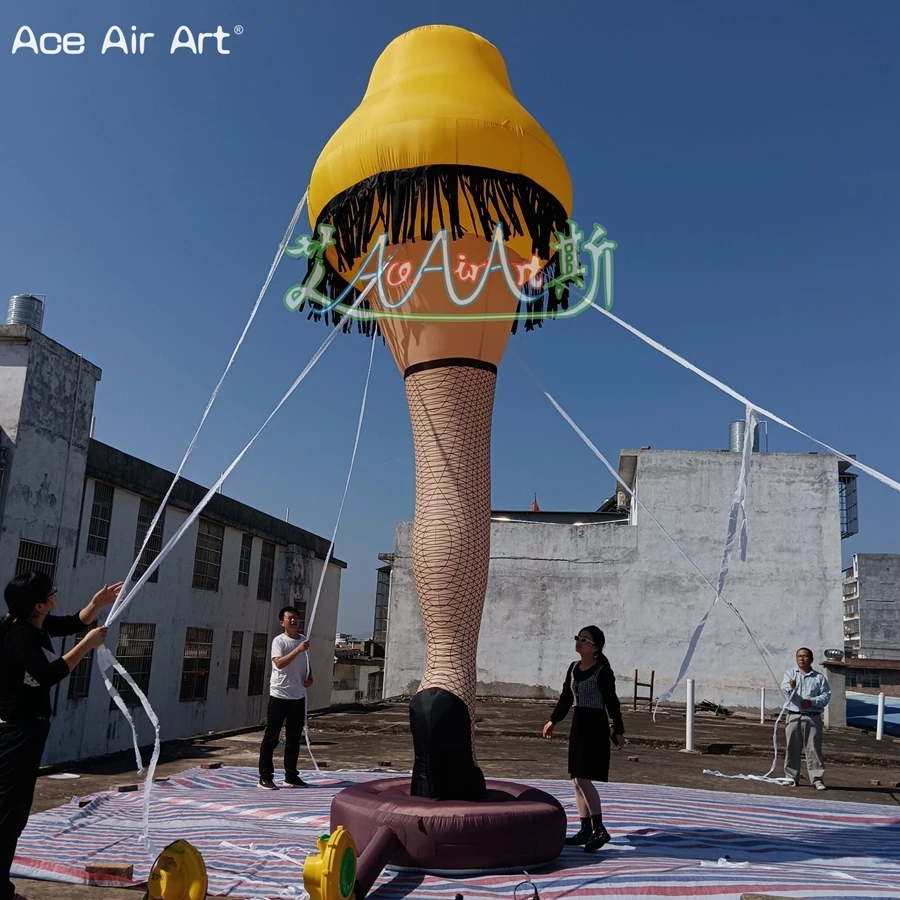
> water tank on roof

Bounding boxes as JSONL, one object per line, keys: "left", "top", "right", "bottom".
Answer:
{"left": 6, "top": 294, "right": 45, "bottom": 332}
{"left": 729, "top": 419, "right": 759, "bottom": 453}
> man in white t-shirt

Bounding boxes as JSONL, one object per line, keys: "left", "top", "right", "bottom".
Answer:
{"left": 257, "top": 606, "right": 314, "bottom": 790}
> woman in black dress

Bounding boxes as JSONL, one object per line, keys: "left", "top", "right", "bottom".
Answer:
{"left": 542, "top": 625, "right": 624, "bottom": 853}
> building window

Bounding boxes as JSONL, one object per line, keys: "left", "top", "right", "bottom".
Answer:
{"left": 67, "top": 623, "right": 94, "bottom": 699}
{"left": 86, "top": 482, "right": 115, "bottom": 556}
{"left": 295, "top": 599, "right": 307, "bottom": 632}
{"left": 192, "top": 518, "right": 224, "bottom": 591}
{"left": 110, "top": 622, "right": 156, "bottom": 709}
{"left": 367, "top": 671, "right": 384, "bottom": 702}
{"left": 839, "top": 473, "right": 859, "bottom": 540}
{"left": 227, "top": 631, "right": 243, "bottom": 689}
{"left": 846, "top": 668, "right": 881, "bottom": 689}
{"left": 373, "top": 565, "right": 390, "bottom": 649}
{"left": 238, "top": 534, "right": 253, "bottom": 586}
{"left": 15, "top": 539, "right": 59, "bottom": 581}
{"left": 134, "top": 498, "right": 165, "bottom": 584}
{"left": 257, "top": 541, "right": 276, "bottom": 602}
{"left": 180, "top": 627, "right": 214, "bottom": 702}
{"left": 247, "top": 632, "right": 269, "bottom": 696}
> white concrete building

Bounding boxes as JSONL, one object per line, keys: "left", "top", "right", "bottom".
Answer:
{"left": 383, "top": 447, "right": 851, "bottom": 712}
{"left": 0, "top": 322, "right": 345, "bottom": 767}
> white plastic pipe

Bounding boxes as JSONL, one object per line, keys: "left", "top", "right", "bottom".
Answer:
{"left": 686, "top": 679, "right": 695, "bottom": 752}
{"left": 760, "top": 686, "right": 766, "bottom": 724}
{"left": 876, "top": 692, "right": 885, "bottom": 741}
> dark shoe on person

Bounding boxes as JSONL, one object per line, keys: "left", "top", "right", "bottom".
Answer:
{"left": 564, "top": 817, "right": 593, "bottom": 845}
{"left": 258, "top": 777, "right": 278, "bottom": 790}
{"left": 584, "top": 825, "right": 612, "bottom": 853}
{"left": 284, "top": 774, "right": 308, "bottom": 788}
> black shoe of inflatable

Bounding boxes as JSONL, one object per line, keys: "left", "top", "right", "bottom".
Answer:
{"left": 409, "top": 687, "right": 487, "bottom": 801}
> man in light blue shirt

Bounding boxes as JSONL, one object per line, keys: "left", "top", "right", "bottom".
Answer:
{"left": 781, "top": 647, "right": 831, "bottom": 790}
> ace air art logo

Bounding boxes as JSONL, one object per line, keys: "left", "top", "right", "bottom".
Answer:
{"left": 282, "top": 220, "right": 617, "bottom": 324}
{"left": 11, "top": 23, "right": 243, "bottom": 55}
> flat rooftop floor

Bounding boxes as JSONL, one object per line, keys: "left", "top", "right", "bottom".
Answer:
{"left": 16, "top": 698, "right": 900, "bottom": 900}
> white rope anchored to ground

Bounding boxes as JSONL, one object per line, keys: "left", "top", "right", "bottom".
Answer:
{"left": 106, "top": 192, "right": 309, "bottom": 625}
{"left": 96, "top": 253, "right": 391, "bottom": 852}
{"left": 96, "top": 193, "right": 308, "bottom": 856}
{"left": 512, "top": 350, "right": 781, "bottom": 690}
{"left": 514, "top": 360, "right": 803, "bottom": 784}
{"left": 590, "top": 302, "right": 900, "bottom": 495}
{"left": 301, "top": 334, "right": 377, "bottom": 772}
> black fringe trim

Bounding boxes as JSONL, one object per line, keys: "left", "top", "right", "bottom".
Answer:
{"left": 295, "top": 165, "right": 572, "bottom": 337}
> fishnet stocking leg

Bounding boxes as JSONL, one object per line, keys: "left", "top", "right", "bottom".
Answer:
{"left": 406, "top": 363, "right": 495, "bottom": 733}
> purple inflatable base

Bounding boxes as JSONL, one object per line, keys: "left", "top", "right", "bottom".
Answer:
{"left": 330, "top": 777, "right": 567, "bottom": 876}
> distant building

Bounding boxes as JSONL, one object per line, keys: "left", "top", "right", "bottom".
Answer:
{"left": 373, "top": 553, "right": 392, "bottom": 658}
{"left": 0, "top": 321, "right": 345, "bottom": 767}
{"left": 384, "top": 444, "right": 853, "bottom": 711}
{"left": 842, "top": 553, "right": 900, "bottom": 660}
{"left": 329, "top": 555, "right": 393, "bottom": 706}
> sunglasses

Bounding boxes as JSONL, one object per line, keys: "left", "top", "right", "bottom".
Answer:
{"left": 574, "top": 635, "right": 595, "bottom": 645}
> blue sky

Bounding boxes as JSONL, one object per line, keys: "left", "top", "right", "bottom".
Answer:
{"left": 1, "top": 1, "right": 897, "bottom": 636}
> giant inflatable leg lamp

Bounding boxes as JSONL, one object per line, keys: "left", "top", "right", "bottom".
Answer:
{"left": 297, "top": 23, "right": 572, "bottom": 877}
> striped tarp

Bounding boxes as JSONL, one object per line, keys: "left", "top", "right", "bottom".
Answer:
{"left": 13, "top": 767, "right": 900, "bottom": 899}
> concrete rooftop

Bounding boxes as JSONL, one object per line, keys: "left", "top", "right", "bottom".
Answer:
{"left": 18, "top": 698, "right": 900, "bottom": 900}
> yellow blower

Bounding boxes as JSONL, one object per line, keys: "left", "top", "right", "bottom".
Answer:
{"left": 143, "top": 839, "right": 207, "bottom": 899}
{"left": 303, "top": 827, "right": 358, "bottom": 900}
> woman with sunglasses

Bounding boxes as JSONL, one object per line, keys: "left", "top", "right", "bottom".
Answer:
{"left": 542, "top": 625, "right": 624, "bottom": 853}
{"left": 0, "top": 572, "right": 122, "bottom": 900}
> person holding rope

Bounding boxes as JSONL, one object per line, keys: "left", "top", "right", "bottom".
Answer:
{"left": 0, "top": 572, "right": 121, "bottom": 900}
{"left": 782, "top": 646, "right": 831, "bottom": 790}
{"left": 542, "top": 625, "right": 625, "bottom": 853}
{"left": 258, "top": 606, "right": 314, "bottom": 791}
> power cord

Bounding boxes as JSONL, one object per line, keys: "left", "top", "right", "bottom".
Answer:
{"left": 513, "top": 871, "right": 540, "bottom": 900}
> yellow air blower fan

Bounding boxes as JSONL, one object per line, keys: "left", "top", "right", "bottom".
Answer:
{"left": 143, "top": 840, "right": 208, "bottom": 899}
{"left": 304, "top": 827, "right": 358, "bottom": 900}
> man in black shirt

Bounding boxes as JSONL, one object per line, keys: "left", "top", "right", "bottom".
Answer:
{"left": 0, "top": 571, "right": 121, "bottom": 900}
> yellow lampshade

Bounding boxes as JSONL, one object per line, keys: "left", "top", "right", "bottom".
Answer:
{"left": 307, "top": 24, "right": 571, "bottom": 290}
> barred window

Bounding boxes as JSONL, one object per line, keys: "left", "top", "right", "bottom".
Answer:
{"left": 67, "top": 623, "right": 94, "bottom": 699}
{"left": 15, "top": 540, "right": 58, "bottom": 581}
{"left": 180, "top": 627, "right": 214, "bottom": 701}
{"left": 192, "top": 518, "right": 224, "bottom": 591}
{"left": 295, "top": 599, "right": 307, "bottom": 632}
{"left": 846, "top": 668, "right": 881, "bottom": 689}
{"left": 247, "top": 632, "right": 269, "bottom": 696}
{"left": 110, "top": 622, "right": 155, "bottom": 709}
{"left": 257, "top": 541, "right": 275, "bottom": 602}
{"left": 238, "top": 533, "right": 252, "bottom": 586}
{"left": 134, "top": 498, "right": 164, "bottom": 584}
{"left": 86, "top": 482, "right": 114, "bottom": 556}
{"left": 227, "top": 631, "right": 243, "bottom": 689}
